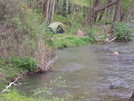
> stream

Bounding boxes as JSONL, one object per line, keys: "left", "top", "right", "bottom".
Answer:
{"left": 17, "top": 40, "right": 134, "bottom": 101}
{"left": 17, "top": 19, "right": 134, "bottom": 101}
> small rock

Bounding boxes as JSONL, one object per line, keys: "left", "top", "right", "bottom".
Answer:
{"left": 113, "top": 51, "right": 119, "bottom": 55}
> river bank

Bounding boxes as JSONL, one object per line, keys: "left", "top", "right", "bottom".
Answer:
{"left": 0, "top": 22, "right": 133, "bottom": 101}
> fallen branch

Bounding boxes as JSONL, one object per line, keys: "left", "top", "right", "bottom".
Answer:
{"left": 45, "top": 56, "right": 57, "bottom": 70}
{"left": 0, "top": 72, "right": 26, "bottom": 94}
{"left": 105, "top": 36, "right": 117, "bottom": 43}
{"left": 110, "top": 36, "right": 117, "bottom": 42}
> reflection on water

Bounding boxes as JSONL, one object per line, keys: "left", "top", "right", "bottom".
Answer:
{"left": 18, "top": 41, "right": 134, "bottom": 101}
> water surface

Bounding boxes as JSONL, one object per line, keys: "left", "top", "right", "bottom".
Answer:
{"left": 18, "top": 41, "right": 134, "bottom": 101}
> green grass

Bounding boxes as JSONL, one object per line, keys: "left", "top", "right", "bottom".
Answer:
{"left": 0, "top": 89, "right": 65, "bottom": 101}
{"left": 54, "top": 35, "right": 94, "bottom": 49}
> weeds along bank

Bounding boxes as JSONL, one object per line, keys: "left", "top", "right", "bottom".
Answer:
{"left": 0, "top": 1, "right": 95, "bottom": 100}
{"left": 0, "top": 0, "right": 96, "bottom": 86}
{"left": 0, "top": 0, "right": 54, "bottom": 91}
{"left": 0, "top": 1, "right": 57, "bottom": 100}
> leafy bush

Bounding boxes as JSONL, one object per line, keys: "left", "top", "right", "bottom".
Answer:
{"left": 86, "top": 31, "right": 95, "bottom": 41}
{"left": 13, "top": 57, "right": 38, "bottom": 72}
{"left": 114, "top": 22, "right": 132, "bottom": 41}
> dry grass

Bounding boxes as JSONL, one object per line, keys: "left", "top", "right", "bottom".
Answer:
{"left": 35, "top": 37, "right": 56, "bottom": 72}
{"left": 0, "top": 24, "right": 55, "bottom": 73}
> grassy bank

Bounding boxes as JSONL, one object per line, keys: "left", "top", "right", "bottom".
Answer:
{"left": 0, "top": 90, "right": 66, "bottom": 101}
{"left": 0, "top": 0, "right": 52, "bottom": 94}
{"left": 54, "top": 34, "right": 94, "bottom": 49}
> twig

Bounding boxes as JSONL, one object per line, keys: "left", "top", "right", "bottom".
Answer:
{"left": 0, "top": 72, "right": 25, "bottom": 94}
{"left": 108, "top": 80, "right": 114, "bottom": 89}
{"left": 46, "top": 56, "right": 57, "bottom": 70}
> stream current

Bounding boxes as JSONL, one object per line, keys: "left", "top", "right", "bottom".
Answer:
{"left": 18, "top": 40, "right": 134, "bottom": 101}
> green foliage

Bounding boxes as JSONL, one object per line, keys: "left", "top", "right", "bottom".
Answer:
{"left": 0, "top": 82, "right": 5, "bottom": 91}
{"left": 0, "top": 89, "right": 68, "bottom": 101}
{"left": 114, "top": 22, "right": 132, "bottom": 41}
{"left": 0, "top": 57, "right": 6, "bottom": 66}
{"left": 69, "top": 0, "right": 92, "bottom": 7}
{"left": 13, "top": 57, "right": 38, "bottom": 72}
{"left": 1, "top": 65, "right": 18, "bottom": 81}
{"left": 0, "top": 64, "right": 25, "bottom": 88}
{"left": 0, "top": 1, "right": 53, "bottom": 73}
{"left": 55, "top": 35, "right": 93, "bottom": 49}
{"left": 87, "top": 31, "right": 95, "bottom": 41}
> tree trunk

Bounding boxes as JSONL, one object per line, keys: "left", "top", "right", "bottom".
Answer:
{"left": 68, "top": 2, "right": 72, "bottom": 14}
{"left": 48, "top": 1, "right": 52, "bottom": 21}
{"left": 84, "top": 7, "right": 89, "bottom": 26}
{"left": 94, "top": 0, "right": 100, "bottom": 23}
{"left": 45, "top": 0, "right": 50, "bottom": 20}
{"left": 50, "top": 0, "right": 55, "bottom": 23}
{"left": 113, "top": 0, "right": 120, "bottom": 22}
{"left": 62, "top": 0, "right": 67, "bottom": 17}
{"left": 120, "top": 12, "right": 125, "bottom": 21}
{"left": 70, "top": 5, "right": 75, "bottom": 28}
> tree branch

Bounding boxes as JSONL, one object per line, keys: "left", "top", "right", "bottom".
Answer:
{"left": 0, "top": 73, "right": 26, "bottom": 94}
{"left": 94, "top": 0, "right": 117, "bottom": 14}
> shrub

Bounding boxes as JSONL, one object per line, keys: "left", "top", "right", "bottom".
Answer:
{"left": 114, "top": 22, "right": 132, "bottom": 41}
{"left": 13, "top": 57, "right": 38, "bottom": 72}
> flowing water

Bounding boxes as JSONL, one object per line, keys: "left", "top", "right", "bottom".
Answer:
{"left": 17, "top": 19, "right": 134, "bottom": 101}
{"left": 18, "top": 41, "right": 134, "bottom": 101}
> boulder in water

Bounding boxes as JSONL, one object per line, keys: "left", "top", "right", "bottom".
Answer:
{"left": 113, "top": 51, "right": 119, "bottom": 55}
